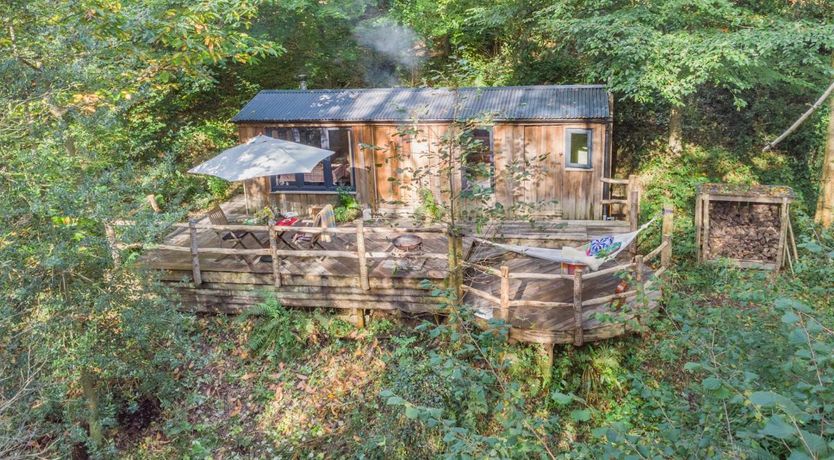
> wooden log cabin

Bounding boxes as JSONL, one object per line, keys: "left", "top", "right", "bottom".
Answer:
{"left": 233, "top": 85, "right": 615, "bottom": 220}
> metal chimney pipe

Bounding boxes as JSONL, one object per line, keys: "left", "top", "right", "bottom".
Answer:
{"left": 298, "top": 74, "right": 308, "bottom": 90}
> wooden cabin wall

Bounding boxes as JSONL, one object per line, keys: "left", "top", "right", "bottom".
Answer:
{"left": 493, "top": 122, "right": 606, "bottom": 220}
{"left": 237, "top": 121, "right": 607, "bottom": 220}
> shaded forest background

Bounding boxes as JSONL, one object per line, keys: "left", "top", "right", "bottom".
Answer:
{"left": 2, "top": 0, "right": 834, "bottom": 458}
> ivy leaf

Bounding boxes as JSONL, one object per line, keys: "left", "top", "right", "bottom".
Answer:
{"left": 386, "top": 396, "right": 406, "bottom": 406}
{"left": 570, "top": 409, "right": 592, "bottom": 422}
{"left": 789, "top": 329, "right": 808, "bottom": 345}
{"left": 702, "top": 377, "right": 722, "bottom": 391}
{"left": 781, "top": 311, "right": 800, "bottom": 325}
{"left": 750, "top": 391, "right": 804, "bottom": 417}
{"left": 750, "top": 391, "right": 781, "bottom": 406}
{"left": 788, "top": 450, "right": 813, "bottom": 460}
{"left": 551, "top": 391, "right": 574, "bottom": 406}
{"left": 683, "top": 362, "right": 702, "bottom": 372}
{"left": 760, "top": 415, "right": 794, "bottom": 440}
{"left": 775, "top": 298, "right": 812, "bottom": 313}
{"left": 798, "top": 429, "right": 828, "bottom": 455}
{"left": 404, "top": 406, "right": 420, "bottom": 419}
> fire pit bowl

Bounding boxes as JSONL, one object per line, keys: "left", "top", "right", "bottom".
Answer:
{"left": 392, "top": 234, "right": 423, "bottom": 252}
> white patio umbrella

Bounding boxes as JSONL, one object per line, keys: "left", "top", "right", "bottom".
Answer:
{"left": 188, "top": 134, "right": 334, "bottom": 213}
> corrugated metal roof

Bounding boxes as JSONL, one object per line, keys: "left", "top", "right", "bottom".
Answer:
{"left": 232, "top": 85, "right": 610, "bottom": 123}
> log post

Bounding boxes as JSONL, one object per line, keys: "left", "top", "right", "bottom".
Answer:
{"left": 268, "top": 219, "right": 281, "bottom": 288}
{"left": 776, "top": 197, "right": 789, "bottom": 270}
{"left": 661, "top": 206, "right": 674, "bottom": 268}
{"left": 499, "top": 265, "right": 510, "bottom": 322}
{"left": 446, "top": 225, "right": 464, "bottom": 304}
{"left": 702, "top": 194, "right": 711, "bottom": 261}
{"left": 627, "top": 174, "right": 640, "bottom": 225}
{"left": 104, "top": 222, "right": 120, "bottom": 267}
{"left": 356, "top": 220, "right": 370, "bottom": 291}
{"left": 540, "top": 343, "right": 554, "bottom": 389}
{"left": 629, "top": 188, "right": 640, "bottom": 258}
{"left": 695, "top": 194, "right": 703, "bottom": 262}
{"left": 146, "top": 194, "right": 161, "bottom": 213}
{"left": 188, "top": 219, "right": 202, "bottom": 287}
{"left": 634, "top": 255, "right": 644, "bottom": 283}
{"left": 573, "top": 268, "right": 584, "bottom": 346}
{"left": 354, "top": 220, "right": 369, "bottom": 328}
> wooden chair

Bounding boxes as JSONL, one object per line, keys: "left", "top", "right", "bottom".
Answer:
{"left": 207, "top": 206, "right": 260, "bottom": 267}
{"left": 292, "top": 204, "right": 335, "bottom": 251}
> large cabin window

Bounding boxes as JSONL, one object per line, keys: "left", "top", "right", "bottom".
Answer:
{"left": 462, "top": 128, "right": 494, "bottom": 193}
{"left": 266, "top": 127, "right": 354, "bottom": 192}
{"left": 566, "top": 128, "right": 592, "bottom": 169}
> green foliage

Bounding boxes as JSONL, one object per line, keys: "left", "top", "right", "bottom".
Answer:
{"left": 237, "top": 296, "right": 312, "bottom": 362}
{"left": 333, "top": 188, "right": 362, "bottom": 223}
{"left": 413, "top": 188, "right": 445, "bottom": 223}
{"left": 379, "top": 306, "right": 558, "bottom": 458}
{"left": 540, "top": 1, "right": 834, "bottom": 109}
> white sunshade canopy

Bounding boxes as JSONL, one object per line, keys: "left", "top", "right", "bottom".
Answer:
{"left": 188, "top": 134, "right": 335, "bottom": 182}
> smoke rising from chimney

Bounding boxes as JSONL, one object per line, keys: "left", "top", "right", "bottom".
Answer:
{"left": 354, "top": 19, "right": 424, "bottom": 86}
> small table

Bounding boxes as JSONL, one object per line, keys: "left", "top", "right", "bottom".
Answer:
{"left": 259, "top": 217, "right": 300, "bottom": 263}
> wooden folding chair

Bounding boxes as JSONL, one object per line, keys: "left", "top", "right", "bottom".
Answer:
{"left": 291, "top": 208, "right": 328, "bottom": 250}
{"left": 207, "top": 206, "right": 260, "bottom": 267}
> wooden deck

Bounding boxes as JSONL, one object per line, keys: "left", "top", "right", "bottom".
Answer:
{"left": 124, "top": 196, "right": 672, "bottom": 346}
{"left": 464, "top": 245, "right": 660, "bottom": 344}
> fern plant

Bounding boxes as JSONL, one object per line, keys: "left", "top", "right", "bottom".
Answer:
{"left": 237, "top": 296, "right": 310, "bottom": 361}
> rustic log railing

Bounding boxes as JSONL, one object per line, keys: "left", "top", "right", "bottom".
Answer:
{"left": 114, "top": 221, "right": 449, "bottom": 292}
{"left": 461, "top": 206, "right": 673, "bottom": 346}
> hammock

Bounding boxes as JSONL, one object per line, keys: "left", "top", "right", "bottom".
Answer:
{"left": 476, "top": 217, "right": 658, "bottom": 271}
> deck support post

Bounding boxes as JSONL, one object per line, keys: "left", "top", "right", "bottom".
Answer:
{"left": 499, "top": 265, "right": 510, "bottom": 323}
{"left": 354, "top": 220, "right": 369, "bottom": 328}
{"left": 628, "top": 175, "right": 640, "bottom": 258}
{"left": 446, "top": 225, "right": 464, "bottom": 305}
{"left": 573, "top": 269, "right": 584, "bottom": 346}
{"left": 268, "top": 219, "right": 281, "bottom": 288}
{"left": 539, "top": 342, "right": 554, "bottom": 389}
{"left": 356, "top": 220, "right": 370, "bottom": 291}
{"left": 104, "top": 222, "right": 120, "bottom": 267}
{"left": 188, "top": 219, "right": 202, "bottom": 287}
{"left": 661, "top": 206, "right": 674, "bottom": 268}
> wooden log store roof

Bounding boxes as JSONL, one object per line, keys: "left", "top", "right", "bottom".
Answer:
{"left": 232, "top": 85, "right": 611, "bottom": 123}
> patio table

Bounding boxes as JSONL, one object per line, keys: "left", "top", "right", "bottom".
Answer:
{"left": 259, "top": 217, "right": 300, "bottom": 263}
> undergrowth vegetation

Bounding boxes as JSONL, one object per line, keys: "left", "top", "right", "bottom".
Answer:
{"left": 115, "top": 232, "right": 833, "bottom": 458}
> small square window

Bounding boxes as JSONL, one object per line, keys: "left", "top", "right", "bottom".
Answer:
{"left": 566, "top": 129, "right": 592, "bottom": 169}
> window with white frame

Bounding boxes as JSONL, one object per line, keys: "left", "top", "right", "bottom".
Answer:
{"left": 565, "top": 128, "right": 592, "bottom": 169}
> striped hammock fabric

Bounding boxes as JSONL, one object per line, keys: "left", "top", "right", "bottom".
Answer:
{"left": 478, "top": 217, "right": 657, "bottom": 271}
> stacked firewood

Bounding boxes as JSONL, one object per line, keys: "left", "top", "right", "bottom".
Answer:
{"left": 707, "top": 202, "right": 781, "bottom": 262}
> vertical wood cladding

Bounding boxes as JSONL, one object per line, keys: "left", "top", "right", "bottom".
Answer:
{"left": 237, "top": 121, "right": 607, "bottom": 219}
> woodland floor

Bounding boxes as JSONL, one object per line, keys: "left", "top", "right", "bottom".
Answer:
{"left": 117, "top": 312, "right": 443, "bottom": 459}
{"left": 114, "top": 259, "right": 833, "bottom": 459}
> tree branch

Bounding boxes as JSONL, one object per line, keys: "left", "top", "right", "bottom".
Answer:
{"left": 763, "top": 79, "right": 834, "bottom": 152}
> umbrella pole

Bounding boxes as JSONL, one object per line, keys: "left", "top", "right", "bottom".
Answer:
{"left": 243, "top": 183, "right": 251, "bottom": 216}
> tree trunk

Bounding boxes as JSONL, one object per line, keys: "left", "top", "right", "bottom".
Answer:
{"left": 668, "top": 106, "right": 683, "bottom": 154}
{"left": 815, "top": 92, "right": 834, "bottom": 228}
{"left": 80, "top": 368, "right": 104, "bottom": 449}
